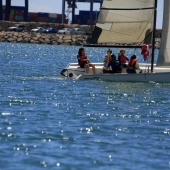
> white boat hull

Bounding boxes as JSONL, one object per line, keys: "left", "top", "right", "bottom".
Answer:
{"left": 61, "top": 63, "right": 170, "bottom": 83}
{"left": 78, "top": 72, "right": 170, "bottom": 83}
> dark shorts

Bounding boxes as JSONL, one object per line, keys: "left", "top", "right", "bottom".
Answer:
{"left": 80, "top": 61, "right": 88, "bottom": 68}
{"left": 126, "top": 68, "right": 136, "bottom": 73}
{"left": 80, "top": 64, "right": 85, "bottom": 68}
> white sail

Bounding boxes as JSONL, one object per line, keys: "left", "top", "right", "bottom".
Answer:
{"left": 157, "top": 0, "right": 170, "bottom": 66}
{"left": 96, "top": 0, "right": 155, "bottom": 44}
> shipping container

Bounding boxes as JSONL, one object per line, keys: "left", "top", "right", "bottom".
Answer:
{"left": 29, "top": 12, "right": 38, "bottom": 17}
{"left": 49, "top": 13, "right": 57, "bottom": 18}
{"left": 87, "top": 20, "right": 96, "bottom": 25}
{"left": 15, "top": 15, "right": 24, "bottom": 21}
{"left": 77, "top": 19, "right": 81, "bottom": 24}
{"left": 29, "top": 16, "right": 39, "bottom": 22}
{"left": 57, "top": 14, "right": 64, "bottom": 19}
{"left": 37, "top": 17, "right": 48, "bottom": 22}
{"left": 56, "top": 17, "right": 62, "bottom": 23}
{"left": 15, "top": 10, "right": 24, "bottom": 15}
{"left": 79, "top": 10, "right": 99, "bottom": 20}
{"left": 10, "top": 16, "right": 14, "bottom": 22}
{"left": 38, "top": 12, "right": 49, "bottom": 17}
{"left": 11, "top": 10, "right": 15, "bottom": 15}
{"left": 48, "top": 17, "right": 57, "bottom": 23}
{"left": 2, "top": 14, "right": 5, "bottom": 20}
{"left": 74, "top": 15, "right": 80, "bottom": 21}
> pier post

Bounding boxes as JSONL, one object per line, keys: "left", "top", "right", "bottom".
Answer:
{"left": 62, "top": 0, "right": 65, "bottom": 27}
{"left": 0, "top": 0, "right": 2, "bottom": 20}
{"left": 72, "top": 0, "right": 75, "bottom": 24}
{"left": 24, "top": 0, "right": 28, "bottom": 22}
{"left": 5, "top": 0, "right": 11, "bottom": 21}
{"left": 90, "top": 0, "right": 94, "bottom": 27}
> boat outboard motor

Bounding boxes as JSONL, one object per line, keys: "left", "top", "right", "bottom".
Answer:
{"left": 60, "top": 69, "right": 78, "bottom": 79}
{"left": 60, "top": 69, "right": 68, "bottom": 77}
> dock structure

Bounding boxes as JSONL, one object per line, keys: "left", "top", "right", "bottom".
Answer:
{"left": 0, "top": 0, "right": 102, "bottom": 24}
{"left": 0, "top": 0, "right": 28, "bottom": 21}
{"left": 65, "top": 0, "right": 102, "bottom": 25}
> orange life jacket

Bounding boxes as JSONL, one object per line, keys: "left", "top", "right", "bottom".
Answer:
{"left": 119, "top": 55, "right": 127, "bottom": 64}
{"left": 128, "top": 59, "right": 137, "bottom": 69}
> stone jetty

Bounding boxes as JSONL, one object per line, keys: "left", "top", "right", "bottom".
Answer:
{"left": 0, "top": 31, "right": 88, "bottom": 45}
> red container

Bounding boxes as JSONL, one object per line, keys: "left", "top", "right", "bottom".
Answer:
{"left": 10, "top": 16, "right": 14, "bottom": 21}
{"left": 15, "top": 10, "right": 24, "bottom": 15}
{"left": 56, "top": 17, "right": 62, "bottom": 23}
{"left": 57, "top": 14, "right": 62, "bottom": 18}
{"left": 37, "top": 17, "right": 48, "bottom": 22}
{"left": 29, "top": 12, "right": 38, "bottom": 17}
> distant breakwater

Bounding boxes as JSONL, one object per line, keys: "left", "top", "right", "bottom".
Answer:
{"left": 0, "top": 31, "right": 88, "bottom": 45}
{"left": 0, "top": 31, "right": 161, "bottom": 48}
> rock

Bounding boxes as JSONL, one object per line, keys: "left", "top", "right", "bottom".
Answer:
{"left": 63, "top": 39, "right": 72, "bottom": 43}
{"left": 30, "top": 39, "right": 39, "bottom": 44}
{"left": 72, "top": 38, "right": 76, "bottom": 42}
{"left": 17, "top": 37, "right": 23, "bottom": 42}
{"left": 4, "top": 36, "right": 9, "bottom": 39}
{"left": 63, "top": 35, "right": 72, "bottom": 40}
{"left": 7, "top": 38, "right": 16, "bottom": 42}
{"left": 57, "top": 39, "right": 63, "bottom": 44}
{"left": 13, "top": 32, "right": 19, "bottom": 36}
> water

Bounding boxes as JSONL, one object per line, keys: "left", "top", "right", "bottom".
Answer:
{"left": 0, "top": 42, "right": 169, "bottom": 170}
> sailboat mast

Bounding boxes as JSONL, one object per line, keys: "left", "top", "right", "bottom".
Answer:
{"left": 151, "top": 0, "right": 158, "bottom": 72}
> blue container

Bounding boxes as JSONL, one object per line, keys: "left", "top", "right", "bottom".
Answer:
{"left": 79, "top": 10, "right": 99, "bottom": 21}
{"left": 38, "top": 12, "right": 49, "bottom": 17}
{"left": 15, "top": 15, "right": 24, "bottom": 21}
{"left": 48, "top": 17, "right": 57, "bottom": 23}
{"left": 74, "top": 14, "right": 80, "bottom": 20}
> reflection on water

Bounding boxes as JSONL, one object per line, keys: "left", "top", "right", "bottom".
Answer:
{"left": 0, "top": 42, "right": 169, "bottom": 170}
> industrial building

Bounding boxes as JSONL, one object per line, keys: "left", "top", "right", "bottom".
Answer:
{"left": 0, "top": 0, "right": 102, "bottom": 25}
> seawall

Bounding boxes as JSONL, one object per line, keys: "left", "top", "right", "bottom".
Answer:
{"left": 0, "top": 31, "right": 88, "bottom": 45}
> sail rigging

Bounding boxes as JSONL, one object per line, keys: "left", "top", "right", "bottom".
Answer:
{"left": 90, "top": 0, "right": 155, "bottom": 44}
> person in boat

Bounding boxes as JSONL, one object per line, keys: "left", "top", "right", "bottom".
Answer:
{"left": 77, "top": 47, "right": 96, "bottom": 74}
{"left": 126, "top": 54, "right": 140, "bottom": 73}
{"left": 104, "top": 49, "right": 112, "bottom": 68}
{"left": 103, "top": 54, "right": 121, "bottom": 73}
{"left": 103, "top": 49, "right": 113, "bottom": 73}
{"left": 118, "top": 49, "right": 129, "bottom": 68}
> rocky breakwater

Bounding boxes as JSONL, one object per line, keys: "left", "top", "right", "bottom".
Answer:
{"left": 0, "top": 31, "right": 88, "bottom": 45}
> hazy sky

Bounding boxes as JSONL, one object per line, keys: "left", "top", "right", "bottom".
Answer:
{"left": 2, "top": 0, "right": 164, "bottom": 28}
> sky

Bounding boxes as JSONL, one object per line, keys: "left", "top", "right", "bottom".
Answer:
{"left": 2, "top": 0, "right": 163, "bottom": 29}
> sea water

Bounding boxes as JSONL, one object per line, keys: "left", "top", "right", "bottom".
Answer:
{"left": 0, "top": 42, "right": 169, "bottom": 170}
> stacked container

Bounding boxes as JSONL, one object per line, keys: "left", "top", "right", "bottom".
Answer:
{"left": 48, "top": 13, "right": 57, "bottom": 23}
{"left": 37, "top": 12, "right": 49, "bottom": 22}
{"left": 29, "top": 12, "right": 38, "bottom": 22}
{"left": 14, "top": 10, "right": 24, "bottom": 21}
{"left": 78, "top": 10, "right": 99, "bottom": 25}
{"left": 10, "top": 9, "right": 15, "bottom": 21}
